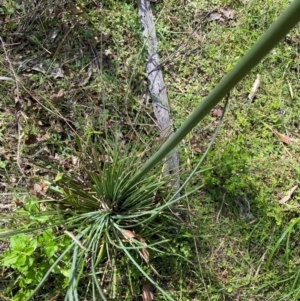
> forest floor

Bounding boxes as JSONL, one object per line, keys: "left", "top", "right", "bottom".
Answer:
{"left": 1, "top": 0, "right": 300, "bottom": 300}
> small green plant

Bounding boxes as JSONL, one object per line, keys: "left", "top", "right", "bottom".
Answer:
{"left": 1, "top": 198, "right": 71, "bottom": 301}
{"left": 1, "top": 232, "right": 70, "bottom": 300}
{"left": 0, "top": 0, "right": 22, "bottom": 16}
{"left": 203, "top": 140, "right": 251, "bottom": 197}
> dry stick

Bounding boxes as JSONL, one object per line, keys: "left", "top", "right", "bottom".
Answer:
{"left": 0, "top": 37, "right": 25, "bottom": 176}
{"left": 138, "top": 0, "right": 179, "bottom": 189}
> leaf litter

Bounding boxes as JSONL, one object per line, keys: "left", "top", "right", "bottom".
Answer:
{"left": 279, "top": 185, "right": 298, "bottom": 204}
{"left": 142, "top": 281, "right": 154, "bottom": 301}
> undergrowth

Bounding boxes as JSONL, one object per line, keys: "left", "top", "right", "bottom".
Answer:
{"left": 1, "top": 0, "right": 300, "bottom": 300}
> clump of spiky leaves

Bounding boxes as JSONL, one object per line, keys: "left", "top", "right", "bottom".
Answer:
{"left": 51, "top": 141, "right": 180, "bottom": 298}
{"left": 1, "top": 139, "right": 183, "bottom": 300}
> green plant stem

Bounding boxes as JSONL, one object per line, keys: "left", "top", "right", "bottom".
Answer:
{"left": 128, "top": 0, "right": 300, "bottom": 187}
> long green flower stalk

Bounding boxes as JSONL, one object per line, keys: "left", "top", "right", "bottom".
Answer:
{"left": 129, "top": 0, "right": 300, "bottom": 187}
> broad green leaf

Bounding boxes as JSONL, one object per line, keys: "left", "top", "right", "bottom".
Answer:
{"left": 10, "top": 234, "right": 27, "bottom": 250}
{"left": 26, "top": 239, "right": 38, "bottom": 256}
{"left": 16, "top": 254, "right": 27, "bottom": 267}
{"left": 43, "top": 241, "right": 58, "bottom": 258}
{"left": 2, "top": 252, "right": 19, "bottom": 266}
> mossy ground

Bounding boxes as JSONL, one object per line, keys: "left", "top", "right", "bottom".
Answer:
{"left": 1, "top": 0, "right": 300, "bottom": 300}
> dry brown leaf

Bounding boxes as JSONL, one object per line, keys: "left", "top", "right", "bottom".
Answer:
{"left": 211, "top": 107, "right": 223, "bottom": 117}
{"left": 50, "top": 88, "right": 65, "bottom": 102}
{"left": 247, "top": 74, "right": 261, "bottom": 102}
{"left": 122, "top": 231, "right": 150, "bottom": 263}
{"left": 52, "top": 121, "right": 64, "bottom": 133}
{"left": 41, "top": 181, "right": 49, "bottom": 193}
{"left": 142, "top": 281, "right": 154, "bottom": 301}
{"left": 38, "top": 132, "right": 51, "bottom": 142}
{"left": 14, "top": 198, "right": 24, "bottom": 206}
{"left": 279, "top": 185, "right": 298, "bottom": 204}
{"left": 141, "top": 248, "right": 149, "bottom": 263}
{"left": 193, "top": 146, "right": 202, "bottom": 153}
{"left": 274, "top": 131, "right": 290, "bottom": 144}
{"left": 220, "top": 7, "right": 235, "bottom": 19}
{"left": 33, "top": 182, "right": 48, "bottom": 196}
{"left": 33, "top": 183, "right": 42, "bottom": 194}
{"left": 138, "top": 237, "right": 150, "bottom": 263}
{"left": 121, "top": 229, "right": 135, "bottom": 241}
{"left": 25, "top": 134, "right": 38, "bottom": 145}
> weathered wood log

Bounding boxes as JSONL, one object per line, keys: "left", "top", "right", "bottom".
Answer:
{"left": 138, "top": 0, "right": 179, "bottom": 189}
